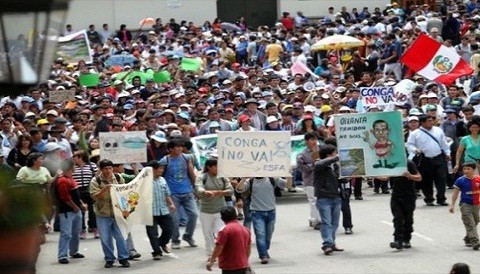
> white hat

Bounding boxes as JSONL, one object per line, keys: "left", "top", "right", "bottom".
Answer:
{"left": 266, "top": 116, "right": 278, "bottom": 123}
{"left": 222, "top": 79, "right": 232, "bottom": 85}
{"left": 304, "top": 105, "right": 317, "bottom": 113}
{"left": 150, "top": 131, "right": 167, "bottom": 143}
{"left": 427, "top": 92, "right": 438, "bottom": 98}
{"left": 321, "top": 93, "right": 330, "bottom": 99}
{"left": 131, "top": 89, "right": 141, "bottom": 95}
{"left": 113, "top": 80, "right": 124, "bottom": 85}
{"left": 339, "top": 106, "right": 351, "bottom": 112}
{"left": 46, "top": 110, "right": 59, "bottom": 116}
{"left": 174, "top": 93, "right": 185, "bottom": 99}
{"left": 25, "top": 112, "right": 36, "bottom": 118}
{"left": 408, "top": 116, "right": 419, "bottom": 122}
{"left": 45, "top": 142, "right": 62, "bottom": 152}
{"left": 170, "top": 130, "right": 182, "bottom": 137}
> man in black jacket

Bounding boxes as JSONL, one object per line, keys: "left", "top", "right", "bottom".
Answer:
{"left": 314, "top": 144, "right": 344, "bottom": 255}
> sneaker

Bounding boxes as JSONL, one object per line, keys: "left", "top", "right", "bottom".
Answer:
{"left": 129, "top": 251, "right": 141, "bottom": 260}
{"left": 87, "top": 228, "right": 94, "bottom": 233}
{"left": 104, "top": 261, "right": 114, "bottom": 268}
{"left": 260, "top": 257, "right": 270, "bottom": 264}
{"left": 374, "top": 188, "right": 379, "bottom": 194}
{"left": 322, "top": 246, "right": 333, "bottom": 255}
{"left": 182, "top": 236, "right": 198, "bottom": 247}
{"left": 172, "top": 241, "right": 181, "bottom": 249}
{"left": 473, "top": 243, "right": 480, "bottom": 250}
{"left": 437, "top": 201, "right": 449, "bottom": 206}
{"left": 58, "top": 258, "right": 69, "bottom": 264}
{"left": 345, "top": 228, "right": 353, "bottom": 235}
{"left": 382, "top": 190, "right": 390, "bottom": 194}
{"left": 354, "top": 196, "right": 363, "bottom": 200}
{"left": 93, "top": 228, "right": 100, "bottom": 239}
{"left": 152, "top": 253, "right": 162, "bottom": 260}
{"left": 390, "top": 241, "right": 403, "bottom": 250}
{"left": 161, "top": 245, "right": 171, "bottom": 254}
{"left": 403, "top": 241, "right": 412, "bottom": 249}
{"left": 237, "top": 213, "right": 244, "bottom": 220}
{"left": 119, "top": 259, "right": 130, "bottom": 268}
{"left": 313, "top": 223, "right": 321, "bottom": 230}
{"left": 332, "top": 246, "right": 344, "bottom": 252}
{"left": 79, "top": 230, "right": 86, "bottom": 240}
{"left": 70, "top": 253, "right": 85, "bottom": 259}
{"left": 287, "top": 187, "right": 297, "bottom": 193}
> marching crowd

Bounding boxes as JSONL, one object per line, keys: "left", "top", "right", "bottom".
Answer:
{"left": 4, "top": 1, "right": 480, "bottom": 273}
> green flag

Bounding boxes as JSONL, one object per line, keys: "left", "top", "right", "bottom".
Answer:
{"left": 79, "top": 73, "right": 99, "bottom": 87}
{"left": 153, "top": 71, "right": 171, "bottom": 83}
{"left": 180, "top": 58, "right": 202, "bottom": 71}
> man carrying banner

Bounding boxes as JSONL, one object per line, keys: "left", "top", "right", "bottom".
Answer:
{"left": 89, "top": 159, "right": 130, "bottom": 268}
{"left": 407, "top": 114, "right": 450, "bottom": 206}
{"left": 314, "top": 144, "right": 344, "bottom": 255}
{"left": 145, "top": 160, "right": 175, "bottom": 260}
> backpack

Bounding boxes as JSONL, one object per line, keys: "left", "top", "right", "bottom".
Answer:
{"left": 243, "top": 177, "right": 282, "bottom": 201}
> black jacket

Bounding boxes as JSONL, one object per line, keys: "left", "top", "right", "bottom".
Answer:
{"left": 313, "top": 156, "right": 342, "bottom": 199}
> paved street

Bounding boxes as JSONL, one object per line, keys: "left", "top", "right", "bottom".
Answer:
{"left": 38, "top": 187, "right": 479, "bottom": 274}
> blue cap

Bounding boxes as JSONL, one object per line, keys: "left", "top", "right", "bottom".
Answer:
{"left": 123, "top": 104, "right": 134, "bottom": 110}
{"left": 177, "top": 112, "right": 190, "bottom": 120}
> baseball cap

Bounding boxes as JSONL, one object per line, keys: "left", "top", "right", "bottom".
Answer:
{"left": 46, "top": 110, "right": 59, "bottom": 116}
{"left": 266, "top": 116, "right": 278, "bottom": 123}
{"left": 238, "top": 114, "right": 250, "bottom": 123}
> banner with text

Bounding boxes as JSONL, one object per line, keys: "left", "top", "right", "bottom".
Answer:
{"left": 111, "top": 167, "right": 153, "bottom": 238}
{"left": 48, "top": 89, "right": 76, "bottom": 102}
{"left": 99, "top": 131, "right": 148, "bottom": 164}
{"left": 56, "top": 30, "right": 93, "bottom": 64}
{"left": 334, "top": 111, "right": 407, "bottom": 178}
{"left": 360, "top": 86, "right": 396, "bottom": 110}
{"left": 191, "top": 134, "right": 305, "bottom": 170}
{"left": 216, "top": 131, "right": 291, "bottom": 177}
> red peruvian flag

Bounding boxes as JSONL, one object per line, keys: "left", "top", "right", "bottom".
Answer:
{"left": 400, "top": 34, "right": 473, "bottom": 85}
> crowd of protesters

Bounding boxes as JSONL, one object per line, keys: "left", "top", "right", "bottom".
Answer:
{"left": 4, "top": 0, "right": 480, "bottom": 271}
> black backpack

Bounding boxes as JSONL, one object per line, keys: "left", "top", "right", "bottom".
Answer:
{"left": 243, "top": 177, "right": 282, "bottom": 200}
{"left": 201, "top": 174, "right": 232, "bottom": 202}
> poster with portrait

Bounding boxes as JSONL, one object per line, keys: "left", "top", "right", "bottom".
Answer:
{"left": 334, "top": 111, "right": 407, "bottom": 178}
{"left": 99, "top": 131, "right": 148, "bottom": 164}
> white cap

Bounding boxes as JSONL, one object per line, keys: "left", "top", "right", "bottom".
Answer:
{"left": 46, "top": 110, "right": 59, "bottom": 116}
{"left": 339, "top": 106, "right": 351, "bottom": 112}
{"left": 427, "top": 92, "right": 438, "bottom": 98}
{"left": 113, "top": 80, "right": 124, "bottom": 85}
{"left": 45, "top": 142, "right": 62, "bottom": 152}
{"left": 266, "top": 116, "right": 278, "bottom": 123}
{"left": 304, "top": 105, "right": 317, "bottom": 113}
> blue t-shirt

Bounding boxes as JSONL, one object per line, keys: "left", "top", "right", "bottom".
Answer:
{"left": 454, "top": 175, "right": 480, "bottom": 205}
{"left": 159, "top": 154, "right": 192, "bottom": 195}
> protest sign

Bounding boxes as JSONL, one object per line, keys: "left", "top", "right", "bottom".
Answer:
{"left": 99, "top": 131, "right": 148, "bottom": 164}
{"left": 360, "top": 86, "right": 396, "bottom": 110}
{"left": 79, "top": 73, "right": 99, "bottom": 87}
{"left": 111, "top": 167, "right": 153, "bottom": 238}
{"left": 334, "top": 111, "right": 407, "bottom": 178}
{"left": 104, "top": 54, "right": 136, "bottom": 68}
{"left": 217, "top": 131, "right": 291, "bottom": 177}
{"left": 394, "top": 79, "right": 415, "bottom": 103}
{"left": 56, "top": 30, "right": 93, "bottom": 64}
{"left": 191, "top": 134, "right": 306, "bottom": 169}
{"left": 48, "top": 89, "right": 76, "bottom": 102}
{"left": 180, "top": 57, "right": 202, "bottom": 71}
{"left": 154, "top": 71, "right": 171, "bottom": 83}
{"left": 115, "top": 70, "right": 154, "bottom": 85}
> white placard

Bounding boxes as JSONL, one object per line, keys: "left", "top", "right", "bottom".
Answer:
{"left": 217, "top": 131, "right": 291, "bottom": 177}
{"left": 49, "top": 89, "right": 76, "bottom": 102}
{"left": 99, "top": 131, "right": 148, "bottom": 164}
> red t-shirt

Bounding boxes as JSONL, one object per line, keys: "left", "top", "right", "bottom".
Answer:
{"left": 216, "top": 220, "right": 251, "bottom": 270}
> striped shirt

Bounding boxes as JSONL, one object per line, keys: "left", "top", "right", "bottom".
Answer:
{"left": 152, "top": 176, "right": 171, "bottom": 216}
{"left": 73, "top": 163, "right": 98, "bottom": 191}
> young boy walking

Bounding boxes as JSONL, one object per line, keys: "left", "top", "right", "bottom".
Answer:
{"left": 450, "top": 162, "right": 480, "bottom": 250}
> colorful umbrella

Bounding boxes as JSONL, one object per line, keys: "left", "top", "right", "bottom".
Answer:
{"left": 311, "top": 35, "right": 365, "bottom": 51}
{"left": 139, "top": 17, "right": 155, "bottom": 26}
{"left": 220, "top": 22, "right": 241, "bottom": 32}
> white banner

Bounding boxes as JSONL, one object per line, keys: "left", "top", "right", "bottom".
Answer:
{"left": 360, "top": 86, "right": 396, "bottom": 109}
{"left": 99, "top": 131, "right": 148, "bottom": 164}
{"left": 56, "top": 30, "right": 93, "bottom": 64}
{"left": 110, "top": 167, "right": 154, "bottom": 238}
{"left": 217, "top": 131, "right": 291, "bottom": 177}
{"left": 48, "top": 89, "right": 76, "bottom": 102}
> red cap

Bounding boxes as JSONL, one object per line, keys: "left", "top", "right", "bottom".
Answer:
{"left": 303, "top": 115, "right": 313, "bottom": 120}
{"left": 232, "top": 63, "right": 241, "bottom": 67}
{"left": 225, "top": 108, "right": 234, "bottom": 113}
{"left": 238, "top": 114, "right": 250, "bottom": 123}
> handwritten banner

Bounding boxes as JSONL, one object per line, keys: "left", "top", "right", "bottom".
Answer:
{"left": 360, "top": 86, "right": 396, "bottom": 110}
{"left": 99, "top": 131, "right": 148, "bottom": 164}
{"left": 334, "top": 111, "right": 407, "bottom": 178}
{"left": 105, "top": 54, "right": 137, "bottom": 68}
{"left": 48, "top": 89, "right": 76, "bottom": 102}
{"left": 217, "top": 131, "right": 291, "bottom": 177}
{"left": 111, "top": 167, "right": 153, "bottom": 238}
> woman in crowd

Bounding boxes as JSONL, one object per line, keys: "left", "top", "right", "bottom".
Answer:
{"left": 7, "top": 134, "right": 37, "bottom": 170}
{"left": 453, "top": 119, "right": 480, "bottom": 173}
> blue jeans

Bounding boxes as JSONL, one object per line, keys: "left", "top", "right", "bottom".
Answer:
{"left": 58, "top": 211, "right": 82, "bottom": 259}
{"left": 96, "top": 216, "right": 129, "bottom": 262}
{"left": 170, "top": 192, "right": 198, "bottom": 243}
{"left": 251, "top": 210, "right": 276, "bottom": 259}
{"left": 316, "top": 197, "right": 341, "bottom": 248}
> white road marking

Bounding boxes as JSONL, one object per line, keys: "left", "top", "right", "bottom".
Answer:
{"left": 381, "top": 221, "right": 434, "bottom": 241}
